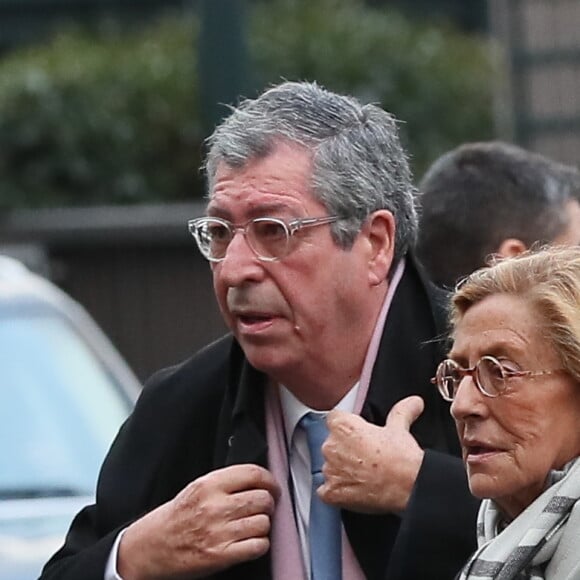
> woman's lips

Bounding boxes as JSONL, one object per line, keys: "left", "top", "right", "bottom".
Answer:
{"left": 462, "top": 440, "right": 503, "bottom": 463}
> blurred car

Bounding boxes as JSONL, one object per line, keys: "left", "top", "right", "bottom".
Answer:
{"left": 0, "top": 255, "right": 141, "bottom": 580}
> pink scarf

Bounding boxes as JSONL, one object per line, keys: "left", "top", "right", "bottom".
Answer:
{"left": 266, "top": 260, "right": 405, "bottom": 579}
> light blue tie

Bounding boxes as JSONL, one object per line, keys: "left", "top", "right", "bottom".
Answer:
{"left": 300, "top": 412, "right": 342, "bottom": 580}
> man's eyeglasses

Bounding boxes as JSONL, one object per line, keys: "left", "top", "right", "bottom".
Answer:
{"left": 431, "top": 355, "right": 566, "bottom": 402}
{"left": 187, "top": 215, "right": 340, "bottom": 262}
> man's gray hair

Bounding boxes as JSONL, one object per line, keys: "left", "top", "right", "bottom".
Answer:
{"left": 204, "top": 81, "right": 418, "bottom": 265}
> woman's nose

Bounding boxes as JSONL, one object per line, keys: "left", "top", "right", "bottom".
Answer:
{"left": 450, "top": 376, "right": 486, "bottom": 420}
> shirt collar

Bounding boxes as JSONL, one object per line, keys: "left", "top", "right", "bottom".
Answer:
{"left": 279, "top": 381, "right": 360, "bottom": 444}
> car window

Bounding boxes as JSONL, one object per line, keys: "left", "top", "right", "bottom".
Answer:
{"left": 0, "top": 312, "right": 131, "bottom": 499}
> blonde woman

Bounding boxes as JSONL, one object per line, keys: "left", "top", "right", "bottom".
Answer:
{"left": 432, "top": 246, "right": 580, "bottom": 579}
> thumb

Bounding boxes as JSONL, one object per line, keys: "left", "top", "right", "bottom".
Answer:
{"left": 384, "top": 395, "right": 425, "bottom": 430}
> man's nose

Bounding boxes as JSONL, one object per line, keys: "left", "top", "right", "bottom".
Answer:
{"left": 225, "top": 228, "right": 253, "bottom": 258}
{"left": 214, "top": 231, "right": 264, "bottom": 284}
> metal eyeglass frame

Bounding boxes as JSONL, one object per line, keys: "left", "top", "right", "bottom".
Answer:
{"left": 431, "top": 355, "right": 566, "bottom": 402}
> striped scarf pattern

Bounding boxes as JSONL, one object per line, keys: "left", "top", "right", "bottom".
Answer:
{"left": 458, "top": 458, "right": 580, "bottom": 580}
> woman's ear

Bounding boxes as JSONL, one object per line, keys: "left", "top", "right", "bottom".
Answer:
{"left": 365, "top": 210, "right": 396, "bottom": 286}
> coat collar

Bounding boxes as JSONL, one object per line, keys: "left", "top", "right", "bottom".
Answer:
{"left": 345, "top": 255, "right": 456, "bottom": 579}
{"left": 218, "top": 255, "right": 453, "bottom": 580}
{"left": 361, "top": 255, "right": 454, "bottom": 450}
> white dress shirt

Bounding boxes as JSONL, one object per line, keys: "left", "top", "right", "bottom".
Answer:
{"left": 278, "top": 382, "right": 359, "bottom": 578}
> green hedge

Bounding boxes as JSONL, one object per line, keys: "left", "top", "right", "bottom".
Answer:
{"left": 251, "top": 0, "right": 496, "bottom": 176}
{"left": 0, "top": 0, "right": 496, "bottom": 209}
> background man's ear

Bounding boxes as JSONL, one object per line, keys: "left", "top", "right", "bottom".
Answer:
{"left": 495, "top": 238, "right": 528, "bottom": 260}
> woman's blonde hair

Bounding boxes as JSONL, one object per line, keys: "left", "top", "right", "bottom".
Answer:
{"left": 452, "top": 245, "right": 580, "bottom": 382}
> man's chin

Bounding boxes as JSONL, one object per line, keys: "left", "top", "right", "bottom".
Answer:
{"left": 242, "top": 344, "right": 294, "bottom": 376}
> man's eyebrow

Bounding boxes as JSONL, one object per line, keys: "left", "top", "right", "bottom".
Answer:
{"left": 207, "top": 201, "right": 296, "bottom": 219}
{"left": 248, "top": 202, "right": 294, "bottom": 217}
{"left": 206, "top": 206, "right": 232, "bottom": 219}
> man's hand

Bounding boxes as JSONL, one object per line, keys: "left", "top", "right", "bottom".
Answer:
{"left": 118, "top": 464, "right": 280, "bottom": 580}
{"left": 319, "top": 396, "right": 425, "bottom": 514}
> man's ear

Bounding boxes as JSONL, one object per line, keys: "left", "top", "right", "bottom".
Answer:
{"left": 495, "top": 238, "right": 528, "bottom": 260}
{"left": 364, "top": 210, "right": 396, "bottom": 286}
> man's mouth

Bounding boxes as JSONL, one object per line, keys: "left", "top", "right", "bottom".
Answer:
{"left": 233, "top": 311, "right": 280, "bottom": 335}
{"left": 238, "top": 313, "right": 274, "bottom": 325}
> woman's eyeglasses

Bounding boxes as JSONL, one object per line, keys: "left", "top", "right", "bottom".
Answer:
{"left": 431, "top": 355, "right": 566, "bottom": 401}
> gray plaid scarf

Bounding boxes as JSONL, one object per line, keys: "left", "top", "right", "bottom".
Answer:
{"left": 458, "top": 458, "right": 580, "bottom": 580}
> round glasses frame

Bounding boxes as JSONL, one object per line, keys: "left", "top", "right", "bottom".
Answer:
{"left": 431, "top": 355, "right": 566, "bottom": 402}
{"left": 187, "top": 215, "right": 340, "bottom": 262}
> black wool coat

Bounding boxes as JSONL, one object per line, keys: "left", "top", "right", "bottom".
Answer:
{"left": 40, "top": 258, "right": 479, "bottom": 580}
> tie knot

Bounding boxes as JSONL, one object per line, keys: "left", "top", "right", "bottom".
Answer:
{"left": 300, "top": 412, "right": 328, "bottom": 474}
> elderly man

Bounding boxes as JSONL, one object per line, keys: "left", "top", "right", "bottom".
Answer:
{"left": 40, "top": 81, "right": 477, "bottom": 580}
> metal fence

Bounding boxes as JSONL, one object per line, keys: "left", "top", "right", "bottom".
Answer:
{"left": 490, "top": 0, "right": 580, "bottom": 167}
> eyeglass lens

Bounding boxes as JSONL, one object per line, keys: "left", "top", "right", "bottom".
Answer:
{"left": 196, "top": 218, "right": 290, "bottom": 260}
{"left": 438, "top": 357, "right": 506, "bottom": 399}
{"left": 250, "top": 219, "right": 290, "bottom": 259}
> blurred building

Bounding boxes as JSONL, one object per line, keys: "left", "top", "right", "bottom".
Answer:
{"left": 0, "top": 0, "right": 190, "bottom": 52}
{"left": 370, "top": 0, "right": 488, "bottom": 32}
{"left": 489, "top": 0, "right": 580, "bottom": 167}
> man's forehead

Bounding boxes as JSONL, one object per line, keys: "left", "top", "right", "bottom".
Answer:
{"left": 209, "top": 147, "right": 316, "bottom": 207}
{"left": 206, "top": 200, "right": 302, "bottom": 219}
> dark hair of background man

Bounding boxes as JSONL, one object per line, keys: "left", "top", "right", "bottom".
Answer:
{"left": 415, "top": 141, "right": 580, "bottom": 289}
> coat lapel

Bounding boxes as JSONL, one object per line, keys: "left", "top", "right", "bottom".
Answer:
{"left": 344, "top": 257, "right": 456, "bottom": 580}
{"left": 211, "top": 340, "right": 269, "bottom": 469}
{"left": 213, "top": 341, "right": 273, "bottom": 579}
{"left": 363, "top": 256, "right": 456, "bottom": 453}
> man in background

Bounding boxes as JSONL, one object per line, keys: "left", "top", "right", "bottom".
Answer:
{"left": 416, "top": 141, "right": 580, "bottom": 288}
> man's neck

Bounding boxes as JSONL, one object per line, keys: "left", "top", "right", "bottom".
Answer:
{"left": 277, "top": 259, "right": 406, "bottom": 410}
